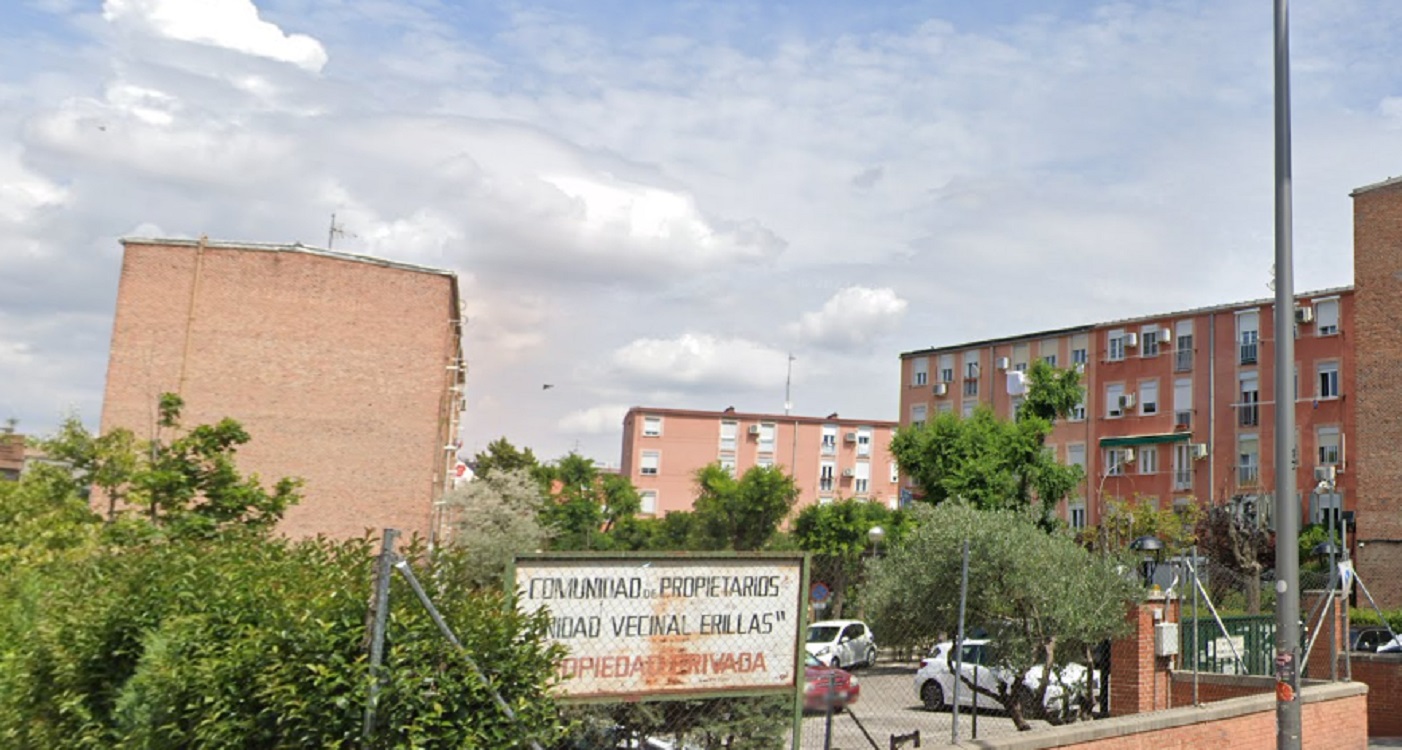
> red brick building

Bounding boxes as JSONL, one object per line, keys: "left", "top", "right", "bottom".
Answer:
{"left": 99, "top": 238, "right": 465, "bottom": 541}
{"left": 619, "top": 407, "right": 900, "bottom": 516}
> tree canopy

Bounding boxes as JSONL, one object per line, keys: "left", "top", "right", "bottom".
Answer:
{"left": 471, "top": 436, "right": 539, "bottom": 479}
{"left": 791, "top": 498, "right": 912, "bottom": 618}
{"left": 690, "top": 464, "right": 799, "bottom": 551}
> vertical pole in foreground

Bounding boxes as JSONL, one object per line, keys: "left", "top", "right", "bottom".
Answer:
{"left": 1272, "top": 1, "right": 1302, "bottom": 747}
{"left": 363, "top": 528, "right": 399, "bottom": 743}
{"left": 951, "top": 539, "right": 970, "bottom": 745}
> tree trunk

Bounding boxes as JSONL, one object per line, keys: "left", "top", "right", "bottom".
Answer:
{"left": 1246, "top": 562, "right": 1262, "bottom": 615}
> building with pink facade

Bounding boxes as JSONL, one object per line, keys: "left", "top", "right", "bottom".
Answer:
{"left": 619, "top": 407, "right": 900, "bottom": 516}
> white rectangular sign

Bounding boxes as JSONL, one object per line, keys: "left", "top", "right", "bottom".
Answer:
{"left": 514, "top": 556, "right": 804, "bottom": 700}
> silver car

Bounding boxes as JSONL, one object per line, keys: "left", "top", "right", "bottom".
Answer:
{"left": 804, "top": 619, "right": 877, "bottom": 670}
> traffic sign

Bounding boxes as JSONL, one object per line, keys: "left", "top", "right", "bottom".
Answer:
{"left": 810, "top": 581, "right": 831, "bottom": 603}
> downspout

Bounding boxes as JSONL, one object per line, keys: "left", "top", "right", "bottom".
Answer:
{"left": 1208, "top": 312, "right": 1216, "bottom": 502}
{"left": 176, "top": 235, "right": 208, "bottom": 396}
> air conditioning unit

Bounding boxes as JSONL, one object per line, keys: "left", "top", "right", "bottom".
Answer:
{"left": 842, "top": 467, "right": 856, "bottom": 478}
{"left": 1160, "top": 326, "right": 1172, "bottom": 343}
{"left": 1314, "top": 465, "right": 1336, "bottom": 484}
{"left": 1119, "top": 393, "right": 1137, "bottom": 410}
{"left": 1125, "top": 332, "right": 1139, "bottom": 348}
{"left": 844, "top": 432, "right": 858, "bottom": 442}
{"left": 1123, "top": 448, "right": 1136, "bottom": 464}
{"left": 1191, "top": 443, "right": 1209, "bottom": 460}
{"left": 1295, "top": 305, "right": 1315, "bottom": 324}
{"left": 747, "top": 425, "right": 762, "bottom": 436}
{"left": 996, "top": 356, "right": 1010, "bottom": 371}
{"left": 934, "top": 382, "right": 949, "bottom": 397}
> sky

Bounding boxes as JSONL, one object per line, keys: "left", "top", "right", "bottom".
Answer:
{"left": 2, "top": 0, "right": 1401, "bottom": 468}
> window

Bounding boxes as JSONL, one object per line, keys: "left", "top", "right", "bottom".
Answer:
{"left": 1067, "top": 443, "right": 1086, "bottom": 470}
{"left": 856, "top": 428, "right": 872, "bottom": 457}
{"left": 936, "top": 401, "right": 954, "bottom": 414}
{"left": 1318, "top": 427, "right": 1341, "bottom": 467}
{"left": 821, "top": 425, "right": 837, "bottom": 455}
{"left": 962, "top": 399, "right": 976, "bottom": 418}
{"left": 1315, "top": 298, "right": 1340, "bottom": 336}
{"left": 758, "top": 422, "right": 776, "bottom": 453}
{"left": 889, "top": 461, "right": 900, "bottom": 484}
{"left": 1070, "top": 389, "right": 1086, "bottom": 422}
{"left": 1105, "top": 448, "right": 1132, "bottom": 475}
{"left": 1071, "top": 333, "right": 1089, "bottom": 366}
{"left": 1238, "top": 435, "right": 1259, "bottom": 485}
{"left": 1174, "top": 320, "right": 1194, "bottom": 372}
{"left": 1141, "top": 325, "right": 1160, "bottom": 357}
{"left": 910, "top": 404, "right": 927, "bottom": 429}
{"left": 1314, "top": 491, "right": 1342, "bottom": 528}
{"left": 819, "top": 496, "right": 834, "bottom": 505}
{"left": 913, "top": 357, "right": 929, "bottom": 386}
{"left": 1106, "top": 383, "right": 1125, "bottom": 418}
{"left": 640, "top": 490, "right": 657, "bottom": 515}
{"left": 720, "top": 421, "right": 737, "bottom": 452}
{"left": 643, "top": 416, "right": 663, "bottom": 437}
{"left": 640, "top": 451, "right": 660, "bottom": 476}
{"left": 963, "top": 378, "right": 979, "bottom": 397}
{"left": 1239, "top": 372, "right": 1259, "bottom": 427}
{"left": 963, "top": 352, "right": 980, "bottom": 395}
{"left": 1173, "top": 378, "right": 1192, "bottom": 428}
{"left": 854, "top": 462, "right": 870, "bottom": 494}
{"left": 1107, "top": 329, "right": 1126, "bottom": 362}
{"left": 819, "top": 462, "right": 836, "bottom": 492}
{"left": 1012, "top": 343, "right": 1029, "bottom": 372}
{"left": 1140, "top": 379, "right": 1159, "bottom": 416}
{"left": 1317, "top": 361, "right": 1340, "bottom": 399}
{"left": 1039, "top": 338, "right": 1059, "bottom": 367}
{"left": 1172, "top": 443, "right": 1193, "bottom": 490}
{"left": 756, "top": 457, "right": 774, "bottom": 469}
{"left": 1238, "top": 311, "right": 1259, "bottom": 364}
{"left": 939, "top": 354, "right": 955, "bottom": 383}
{"left": 1139, "top": 446, "right": 1158, "bottom": 475}
{"left": 1069, "top": 503, "right": 1087, "bottom": 529}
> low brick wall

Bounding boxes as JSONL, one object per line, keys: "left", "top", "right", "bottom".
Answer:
{"left": 952, "top": 681, "right": 1368, "bottom": 750}
{"left": 1168, "top": 672, "right": 1275, "bottom": 705}
{"left": 1352, "top": 652, "right": 1402, "bottom": 737}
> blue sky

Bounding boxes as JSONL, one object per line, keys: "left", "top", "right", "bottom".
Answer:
{"left": 2, "top": 0, "right": 1400, "bottom": 465}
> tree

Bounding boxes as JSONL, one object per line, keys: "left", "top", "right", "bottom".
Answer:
{"left": 863, "top": 502, "right": 1138, "bottom": 730}
{"left": 535, "top": 453, "right": 641, "bottom": 550}
{"left": 691, "top": 464, "right": 798, "bottom": 551}
{"left": 471, "top": 437, "right": 539, "bottom": 479}
{"left": 438, "top": 468, "right": 552, "bottom": 589}
{"left": 1016, "top": 359, "right": 1084, "bottom": 423}
{"left": 791, "top": 499, "right": 912, "bottom": 618}
{"left": 1197, "top": 503, "right": 1274, "bottom": 614}
{"left": 1084, "top": 495, "right": 1202, "bottom": 555}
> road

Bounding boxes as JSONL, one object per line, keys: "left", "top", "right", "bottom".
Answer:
{"left": 799, "top": 664, "right": 1047, "bottom": 749}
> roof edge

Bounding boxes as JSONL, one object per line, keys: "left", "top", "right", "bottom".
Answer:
{"left": 1350, "top": 174, "right": 1402, "bottom": 197}
{"left": 624, "top": 406, "right": 896, "bottom": 427}
{"left": 120, "top": 236, "right": 458, "bottom": 279}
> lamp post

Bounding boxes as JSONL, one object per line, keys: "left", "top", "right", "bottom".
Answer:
{"left": 868, "top": 526, "right": 885, "bottom": 558}
{"left": 1130, "top": 535, "right": 1166, "bottom": 592}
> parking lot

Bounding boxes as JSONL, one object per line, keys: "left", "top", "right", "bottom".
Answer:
{"left": 800, "top": 663, "right": 1050, "bottom": 749}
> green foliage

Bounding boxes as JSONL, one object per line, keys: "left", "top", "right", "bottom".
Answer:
{"left": 472, "top": 437, "right": 539, "bottom": 479}
{"left": 1084, "top": 495, "right": 1202, "bottom": 554}
{"left": 863, "top": 503, "right": 1137, "bottom": 729}
{"left": 1017, "top": 359, "right": 1083, "bottom": 423}
{"left": 890, "top": 406, "right": 1082, "bottom": 520}
{"left": 536, "top": 453, "right": 642, "bottom": 551}
{"left": 0, "top": 535, "right": 564, "bottom": 748}
{"left": 1298, "top": 523, "right": 1342, "bottom": 573}
{"left": 0, "top": 463, "right": 102, "bottom": 565}
{"left": 691, "top": 464, "right": 799, "bottom": 551}
{"left": 1349, "top": 607, "right": 1402, "bottom": 634}
{"left": 791, "top": 498, "right": 913, "bottom": 618}
{"left": 560, "top": 696, "right": 790, "bottom": 750}
{"left": 440, "top": 468, "right": 553, "bottom": 589}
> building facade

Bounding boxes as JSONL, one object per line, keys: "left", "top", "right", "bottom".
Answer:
{"left": 99, "top": 238, "right": 465, "bottom": 541}
{"left": 898, "top": 286, "right": 1355, "bottom": 535}
{"left": 619, "top": 407, "right": 900, "bottom": 516}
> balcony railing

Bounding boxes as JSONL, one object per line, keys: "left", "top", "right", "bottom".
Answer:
{"left": 1240, "top": 343, "right": 1258, "bottom": 364}
{"left": 1238, "top": 403, "right": 1259, "bottom": 427}
{"left": 1174, "top": 469, "right": 1193, "bottom": 490}
{"left": 1174, "top": 349, "right": 1193, "bottom": 372}
{"left": 1238, "top": 464, "right": 1260, "bottom": 485}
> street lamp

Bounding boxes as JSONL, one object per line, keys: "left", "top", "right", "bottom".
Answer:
{"left": 868, "top": 526, "right": 885, "bottom": 558}
{"left": 1130, "top": 535, "right": 1165, "bottom": 591}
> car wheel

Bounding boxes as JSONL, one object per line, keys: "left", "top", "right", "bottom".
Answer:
{"left": 863, "top": 646, "right": 876, "bottom": 668}
{"left": 830, "top": 656, "right": 842, "bottom": 670}
{"left": 921, "top": 681, "right": 945, "bottom": 711}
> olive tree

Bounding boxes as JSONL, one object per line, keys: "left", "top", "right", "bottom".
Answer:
{"left": 863, "top": 502, "right": 1139, "bottom": 730}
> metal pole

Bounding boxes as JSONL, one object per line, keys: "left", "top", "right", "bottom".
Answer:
{"left": 1328, "top": 504, "right": 1338, "bottom": 681}
{"left": 362, "top": 528, "right": 399, "bottom": 743}
{"left": 1192, "top": 545, "right": 1200, "bottom": 705}
{"left": 951, "top": 539, "right": 970, "bottom": 744}
{"left": 1272, "top": 2, "right": 1302, "bottom": 746}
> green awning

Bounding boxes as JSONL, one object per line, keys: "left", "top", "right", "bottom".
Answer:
{"left": 1099, "top": 432, "right": 1191, "bottom": 448}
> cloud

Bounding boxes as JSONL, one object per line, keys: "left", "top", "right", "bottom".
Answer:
{"left": 557, "top": 405, "right": 629, "bottom": 434}
{"left": 792, "top": 287, "right": 908, "bottom": 352}
{"left": 610, "top": 334, "right": 790, "bottom": 391}
{"left": 102, "top": 0, "right": 328, "bottom": 72}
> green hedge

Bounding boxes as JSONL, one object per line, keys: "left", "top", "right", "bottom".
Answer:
{"left": 1349, "top": 607, "right": 1402, "bottom": 634}
{"left": 0, "top": 534, "right": 564, "bottom": 749}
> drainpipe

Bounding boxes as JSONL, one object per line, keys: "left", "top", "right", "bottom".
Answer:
{"left": 1208, "top": 313, "right": 1216, "bottom": 502}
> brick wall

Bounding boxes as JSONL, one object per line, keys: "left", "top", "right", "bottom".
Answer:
{"left": 1169, "top": 672, "right": 1273, "bottom": 705}
{"left": 1352, "top": 653, "right": 1402, "bottom": 737}
{"left": 1351, "top": 177, "right": 1402, "bottom": 608}
{"left": 99, "top": 239, "right": 461, "bottom": 540}
{"left": 1109, "top": 598, "right": 1177, "bottom": 716}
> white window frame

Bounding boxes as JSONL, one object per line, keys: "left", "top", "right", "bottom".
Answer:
{"left": 1172, "top": 443, "right": 1193, "bottom": 490}
{"left": 1071, "top": 333, "right": 1089, "bottom": 366}
{"left": 1140, "top": 379, "right": 1159, "bottom": 416}
{"left": 1069, "top": 502, "right": 1087, "bottom": 529}
{"left": 1105, "top": 448, "right": 1131, "bottom": 476}
{"left": 911, "top": 404, "right": 927, "bottom": 429}
{"left": 758, "top": 422, "right": 776, "bottom": 453}
{"left": 1067, "top": 443, "right": 1087, "bottom": 473}
{"left": 1173, "top": 378, "right": 1192, "bottom": 428}
{"left": 642, "top": 416, "right": 663, "bottom": 437}
{"left": 1139, "top": 446, "right": 1158, "bottom": 475}
{"left": 720, "top": 421, "right": 738, "bottom": 452}
{"left": 1141, "top": 325, "right": 1160, "bottom": 357}
{"left": 1315, "top": 297, "right": 1340, "bottom": 336}
{"left": 1106, "top": 383, "right": 1125, "bottom": 419}
{"left": 819, "top": 461, "right": 836, "bottom": 492}
{"left": 821, "top": 425, "right": 837, "bottom": 455}
{"left": 1317, "top": 426, "right": 1341, "bottom": 467}
{"left": 1238, "top": 435, "right": 1259, "bottom": 485}
{"left": 913, "top": 357, "right": 929, "bottom": 387}
{"left": 1070, "top": 389, "right": 1086, "bottom": 422}
{"left": 1317, "top": 361, "right": 1340, "bottom": 399}
{"left": 889, "top": 461, "right": 900, "bottom": 484}
{"left": 1107, "top": 329, "right": 1126, "bottom": 362}
{"left": 640, "top": 450, "right": 660, "bottom": 476}
{"left": 856, "top": 427, "right": 872, "bottom": 457}
{"left": 961, "top": 399, "right": 976, "bottom": 418}
{"left": 854, "top": 461, "right": 871, "bottom": 494}
{"left": 939, "top": 353, "right": 955, "bottom": 383}
{"left": 639, "top": 490, "right": 658, "bottom": 515}
{"left": 1237, "top": 310, "right": 1260, "bottom": 364}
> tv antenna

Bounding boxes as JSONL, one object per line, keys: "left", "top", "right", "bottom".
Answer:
{"left": 328, "top": 213, "right": 356, "bottom": 250}
{"left": 784, "top": 353, "right": 795, "bottom": 415}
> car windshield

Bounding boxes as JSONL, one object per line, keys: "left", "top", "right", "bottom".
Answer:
{"left": 805, "top": 654, "right": 822, "bottom": 667}
{"left": 807, "top": 626, "right": 841, "bottom": 643}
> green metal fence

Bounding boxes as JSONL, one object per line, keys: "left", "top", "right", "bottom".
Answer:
{"left": 1180, "top": 615, "right": 1276, "bottom": 675}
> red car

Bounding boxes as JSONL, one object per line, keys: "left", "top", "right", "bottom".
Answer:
{"left": 804, "top": 653, "right": 860, "bottom": 712}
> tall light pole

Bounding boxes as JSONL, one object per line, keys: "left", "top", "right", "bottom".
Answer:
{"left": 1272, "top": 1, "right": 1302, "bottom": 747}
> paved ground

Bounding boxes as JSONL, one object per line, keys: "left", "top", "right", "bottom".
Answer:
{"left": 1369, "top": 740, "right": 1402, "bottom": 748}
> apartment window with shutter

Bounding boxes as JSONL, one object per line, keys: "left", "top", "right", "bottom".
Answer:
{"left": 1107, "top": 329, "right": 1126, "bottom": 361}
{"left": 1140, "top": 379, "right": 1159, "bottom": 416}
{"left": 1067, "top": 443, "right": 1086, "bottom": 472}
{"left": 1239, "top": 372, "right": 1260, "bottom": 427}
{"left": 1315, "top": 298, "right": 1340, "bottom": 336}
{"left": 641, "top": 451, "right": 660, "bottom": 476}
{"left": 1106, "top": 383, "right": 1125, "bottom": 418}
{"left": 643, "top": 416, "right": 663, "bottom": 437}
{"left": 1318, "top": 427, "right": 1341, "bottom": 467}
{"left": 1238, "top": 311, "right": 1259, "bottom": 364}
{"left": 1013, "top": 343, "right": 1029, "bottom": 372}
{"left": 912, "top": 357, "right": 929, "bottom": 386}
{"left": 1071, "top": 333, "right": 1089, "bottom": 366}
{"left": 821, "top": 425, "right": 837, "bottom": 455}
{"left": 720, "top": 421, "right": 738, "bottom": 451}
{"left": 1238, "top": 435, "right": 1259, "bottom": 485}
{"left": 819, "top": 462, "right": 836, "bottom": 492}
{"left": 854, "top": 462, "right": 871, "bottom": 494}
{"left": 1070, "top": 389, "right": 1086, "bottom": 422}
{"left": 939, "top": 353, "right": 955, "bottom": 383}
{"left": 1317, "top": 361, "right": 1340, "bottom": 399}
{"left": 758, "top": 422, "right": 776, "bottom": 453}
{"left": 1139, "top": 446, "right": 1158, "bottom": 475}
{"left": 1175, "top": 320, "right": 1194, "bottom": 371}
{"left": 1141, "top": 325, "right": 1160, "bottom": 357}
{"left": 1173, "top": 443, "right": 1194, "bottom": 490}
{"left": 1174, "top": 378, "right": 1192, "bottom": 427}
{"left": 640, "top": 490, "right": 658, "bottom": 515}
{"left": 911, "top": 404, "right": 927, "bottom": 429}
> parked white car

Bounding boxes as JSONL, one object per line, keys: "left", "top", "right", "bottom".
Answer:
{"left": 805, "top": 619, "right": 877, "bottom": 670}
{"left": 913, "top": 639, "right": 1095, "bottom": 715}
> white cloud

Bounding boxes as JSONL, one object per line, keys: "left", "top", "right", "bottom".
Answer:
{"left": 792, "top": 287, "right": 908, "bottom": 352}
{"left": 557, "top": 405, "right": 629, "bottom": 434}
{"left": 610, "top": 334, "right": 790, "bottom": 391}
{"left": 102, "top": 0, "right": 328, "bottom": 72}
{"left": 0, "top": 147, "right": 67, "bottom": 224}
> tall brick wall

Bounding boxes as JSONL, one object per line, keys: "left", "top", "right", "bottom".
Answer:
{"left": 1352, "top": 654, "right": 1402, "bottom": 737}
{"left": 1351, "top": 177, "right": 1402, "bottom": 608}
{"left": 99, "top": 239, "right": 462, "bottom": 540}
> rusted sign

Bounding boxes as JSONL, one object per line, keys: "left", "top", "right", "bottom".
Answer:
{"left": 513, "top": 555, "right": 805, "bottom": 700}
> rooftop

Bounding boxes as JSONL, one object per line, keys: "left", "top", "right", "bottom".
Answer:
{"left": 120, "top": 237, "right": 458, "bottom": 279}
{"left": 626, "top": 405, "right": 896, "bottom": 427}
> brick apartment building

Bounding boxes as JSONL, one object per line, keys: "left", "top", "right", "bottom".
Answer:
{"left": 99, "top": 238, "right": 465, "bottom": 541}
{"left": 899, "top": 175, "right": 1402, "bottom": 605}
{"left": 619, "top": 407, "right": 900, "bottom": 516}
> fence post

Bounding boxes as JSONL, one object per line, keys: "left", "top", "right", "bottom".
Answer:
{"left": 363, "top": 528, "right": 399, "bottom": 744}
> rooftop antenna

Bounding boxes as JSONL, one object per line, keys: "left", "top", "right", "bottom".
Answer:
{"left": 328, "top": 213, "right": 355, "bottom": 250}
{"left": 784, "top": 353, "right": 795, "bottom": 415}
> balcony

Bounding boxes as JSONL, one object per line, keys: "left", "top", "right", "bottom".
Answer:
{"left": 1239, "top": 343, "right": 1258, "bottom": 365}
{"left": 1174, "top": 349, "right": 1193, "bottom": 372}
{"left": 1238, "top": 464, "right": 1260, "bottom": 486}
{"left": 1173, "top": 469, "right": 1193, "bottom": 490}
{"left": 1238, "top": 403, "right": 1259, "bottom": 427}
